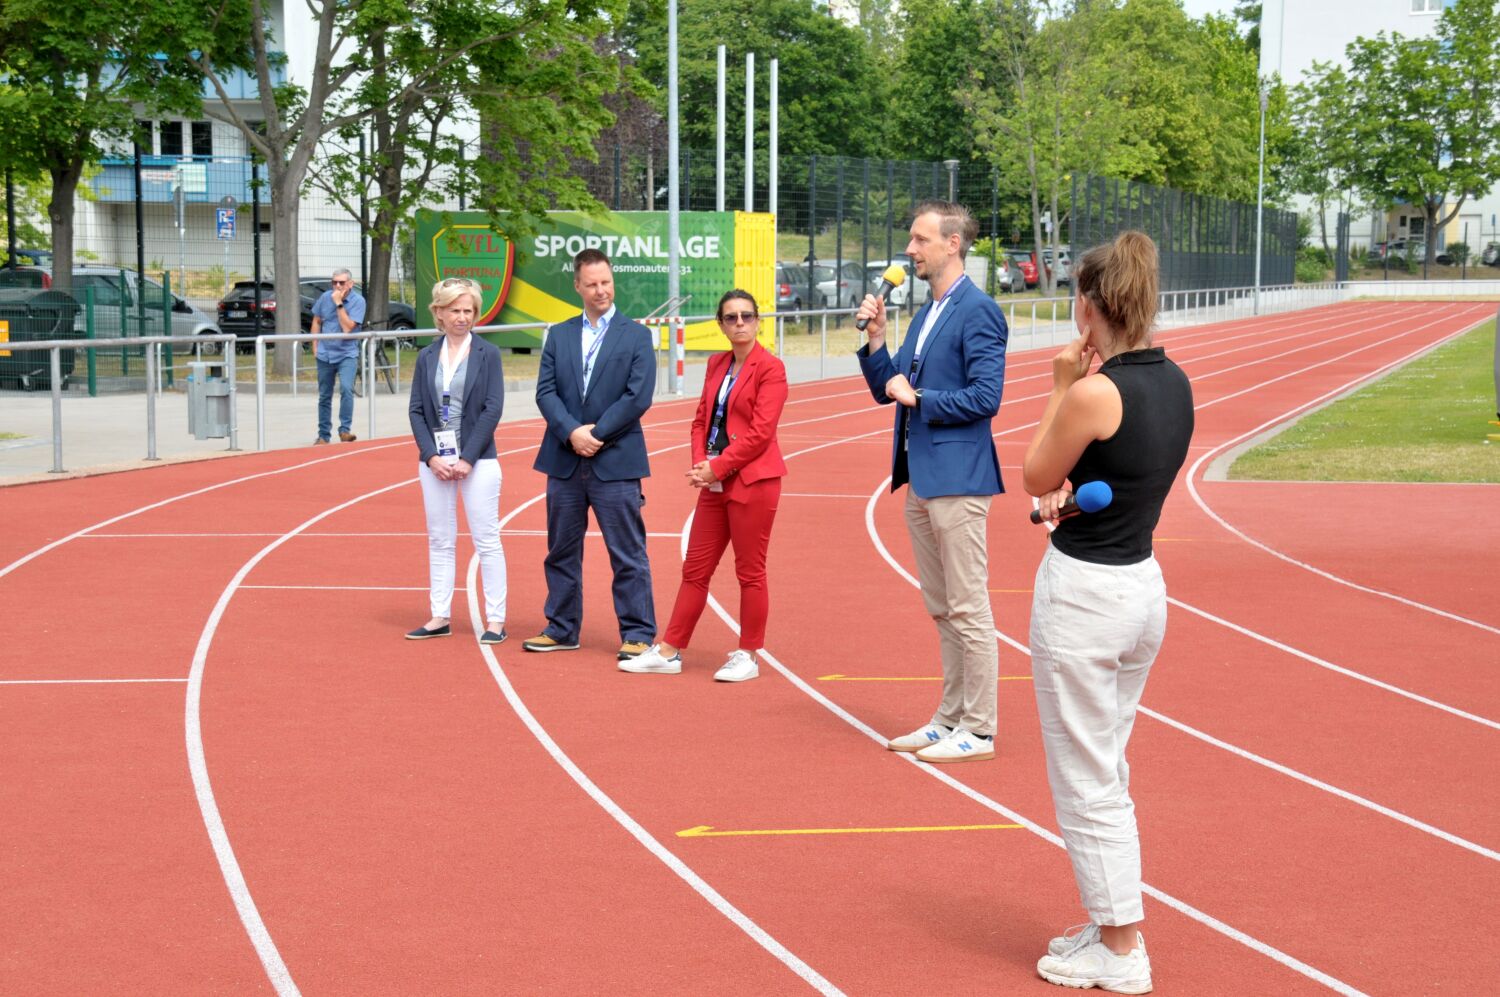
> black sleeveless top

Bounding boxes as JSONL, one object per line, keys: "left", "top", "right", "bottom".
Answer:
{"left": 1052, "top": 347, "right": 1194, "bottom": 565}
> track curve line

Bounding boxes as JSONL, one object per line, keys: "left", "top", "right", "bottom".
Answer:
{"left": 680, "top": 436, "right": 1369, "bottom": 997}
{"left": 1185, "top": 316, "right": 1500, "bottom": 638}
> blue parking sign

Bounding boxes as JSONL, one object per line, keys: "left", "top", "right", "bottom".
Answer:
{"left": 216, "top": 207, "right": 237, "bottom": 240}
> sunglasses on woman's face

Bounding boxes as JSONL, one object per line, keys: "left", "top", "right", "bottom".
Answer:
{"left": 721, "top": 311, "right": 757, "bottom": 324}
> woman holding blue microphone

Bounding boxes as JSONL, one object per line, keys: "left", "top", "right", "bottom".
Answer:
{"left": 1022, "top": 231, "right": 1194, "bottom": 994}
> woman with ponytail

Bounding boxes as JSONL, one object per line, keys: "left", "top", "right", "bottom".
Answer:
{"left": 1021, "top": 231, "right": 1194, "bottom": 994}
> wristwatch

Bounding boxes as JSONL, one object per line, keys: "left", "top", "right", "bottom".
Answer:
{"left": 913, "top": 388, "right": 924, "bottom": 405}
{"left": 335, "top": 302, "right": 345, "bottom": 310}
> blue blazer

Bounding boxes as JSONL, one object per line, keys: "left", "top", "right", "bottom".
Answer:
{"left": 533, "top": 312, "right": 656, "bottom": 481}
{"left": 408, "top": 336, "right": 506, "bottom": 465}
{"left": 857, "top": 276, "right": 1007, "bottom": 498}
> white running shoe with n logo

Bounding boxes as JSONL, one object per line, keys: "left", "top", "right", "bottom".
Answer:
{"left": 914, "top": 726, "right": 995, "bottom": 763}
{"left": 887, "top": 723, "right": 953, "bottom": 753}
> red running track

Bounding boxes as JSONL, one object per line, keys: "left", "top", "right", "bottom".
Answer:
{"left": 1, "top": 299, "right": 1496, "bottom": 994}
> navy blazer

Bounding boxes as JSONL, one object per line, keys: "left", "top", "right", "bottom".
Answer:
{"left": 857, "top": 276, "right": 1007, "bottom": 498}
{"left": 408, "top": 336, "right": 506, "bottom": 465}
{"left": 533, "top": 312, "right": 656, "bottom": 481}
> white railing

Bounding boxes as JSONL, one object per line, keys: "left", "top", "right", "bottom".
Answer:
{"left": 10, "top": 282, "right": 1492, "bottom": 475}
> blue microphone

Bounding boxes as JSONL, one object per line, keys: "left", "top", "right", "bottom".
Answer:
{"left": 1030, "top": 480, "right": 1113, "bottom": 524}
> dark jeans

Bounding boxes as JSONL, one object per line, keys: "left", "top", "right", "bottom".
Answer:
{"left": 542, "top": 462, "right": 655, "bottom": 643}
{"left": 317, "top": 355, "right": 358, "bottom": 439}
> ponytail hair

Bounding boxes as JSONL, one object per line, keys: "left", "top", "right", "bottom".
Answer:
{"left": 1073, "top": 231, "right": 1158, "bottom": 350}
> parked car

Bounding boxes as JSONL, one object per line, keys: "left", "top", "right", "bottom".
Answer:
{"left": 866, "top": 256, "right": 931, "bottom": 307}
{"left": 1483, "top": 242, "right": 1500, "bottom": 266}
{"left": 994, "top": 255, "right": 1025, "bottom": 293}
{"left": 1374, "top": 239, "right": 1452, "bottom": 265}
{"left": 775, "top": 262, "right": 808, "bottom": 311}
{"left": 0, "top": 264, "right": 221, "bottom": 342}
{"left": 1010, "top": 249, "right": 1042, "bottom": 287}
{"left": 1042, "top": 247, "right": 1072, "bottom": 286}
{"left": 811, "top": 260, "right": 867, "bottom": 310}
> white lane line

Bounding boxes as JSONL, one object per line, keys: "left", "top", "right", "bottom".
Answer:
{"left": 863, "top": 400, "right": 1500, "bottom": 861}
{"left": 985, "top": 308, "right": 1500, "bottom": 729}
{"left": 1166, "top": 596, "right": 1498, "bottom": 730}
{"left": 1184, "top": 312, "right": 1500, "bottom": 638}
{"left": 241, "top": 585, "right": 457, "bottom": 592}
{"left": 465, "top": 496, "right": 844, "bottom": 996}
{"left": 0, "top": 442, "right": 410, "bottom": 581}
{"left": 782, "top": 492, "right": 873, "bottom": 499}
{"left": 1, "top": 677, "right": 188, "bottom": 685}
{"left": 678, "top": 433, "right": 1366, "bottom": 996}
{"left": 186, "top": 476, "right": 418, "bottom": 997}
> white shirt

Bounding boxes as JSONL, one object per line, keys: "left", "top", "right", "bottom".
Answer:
{"left": 581, "top": 305, "right": 616, "bottom": 390}
{"left": 913, "top": 273, "right": 968, "bottom": 361}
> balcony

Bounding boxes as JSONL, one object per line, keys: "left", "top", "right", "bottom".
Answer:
{"left": 88, "top": 157, "right": 264, "bottom": 206}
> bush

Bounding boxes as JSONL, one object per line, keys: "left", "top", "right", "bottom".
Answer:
{"left": 1295, "top": 246, "right": 1329, "bottom": 283}
{"left": 1446, "top": 241, "right": 1471, "bottom": 266}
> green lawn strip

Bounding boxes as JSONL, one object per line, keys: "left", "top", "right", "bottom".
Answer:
{"left": 1229, "top": 319, "right": 1500, "bottom": 484}
{"left": 0, "top": 431, "right": 24, "bottom": 441}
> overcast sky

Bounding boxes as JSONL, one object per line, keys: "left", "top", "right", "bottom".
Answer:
{"left": 1179, "top": 0, "right": 1242, "bottom": 20}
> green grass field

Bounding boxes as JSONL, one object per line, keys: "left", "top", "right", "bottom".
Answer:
{"left": 1229, "top": 319, "right": 1500, "bottom": 483}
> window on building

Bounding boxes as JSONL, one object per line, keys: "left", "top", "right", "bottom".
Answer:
{"left": 1411, "top": 0, "right": 1442, "bottom": 12}
{"left": 160, "top": 121, "right": 184, "bottom": 156}
{"left": 135, "top": 121, "right": 153, "bottom": 154}
{"left": 191, "top": 122, "right": 213, "bottom": 159}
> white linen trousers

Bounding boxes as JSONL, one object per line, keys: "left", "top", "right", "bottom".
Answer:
{"left": 418, "top": 458, "right": 507, "bottom": 623}
{"left": 1029, "top": 541, "right": 1167, "bottom": 926}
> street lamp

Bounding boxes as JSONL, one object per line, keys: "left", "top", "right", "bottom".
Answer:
{"left": 1254, "top": 85, "right": 1267, "bottom": 315}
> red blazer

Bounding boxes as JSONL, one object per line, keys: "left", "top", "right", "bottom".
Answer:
{"left": 691, "top": 342, "right": 788, "bottom": 491}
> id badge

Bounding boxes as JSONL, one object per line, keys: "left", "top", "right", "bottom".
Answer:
{"left": 709, "top": 481, "right": 724, "bottom": 493}
{"left": 435, "top": 429, "right": 459, "bottom": 465}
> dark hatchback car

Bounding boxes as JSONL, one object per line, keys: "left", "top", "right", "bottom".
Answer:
{"left": 217, "top": 278, "right": 417, "bottom": 350}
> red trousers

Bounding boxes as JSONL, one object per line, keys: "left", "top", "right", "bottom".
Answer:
{"left": 662, "top": 477, "right": 781, "bottom": 651}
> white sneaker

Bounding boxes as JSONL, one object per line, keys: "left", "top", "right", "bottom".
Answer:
{"left": 914, "top": 726, "right": 995, "bottom": 763}
{"left": 618, "top": 644, "right": 681, "bottom": 674}
{"left": 713, "top": 649, "right": 759, "bottom": 682}
{"left": 887, "top": 723, "right": 953, "bottom": 753}
{"left": 1048, "top": 922, "right": 1101, "bottom": 958}
{"left": 1036, "top": 933, "right": 1152, "bottom": 994}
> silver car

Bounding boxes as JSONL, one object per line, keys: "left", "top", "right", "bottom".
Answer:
{"left": 0, "top": 264, "right": 221, "bottom": 341}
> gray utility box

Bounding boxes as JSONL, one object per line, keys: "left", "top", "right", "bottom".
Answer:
{"left": 186, "top": 361, "right": 231, "bottom": 439}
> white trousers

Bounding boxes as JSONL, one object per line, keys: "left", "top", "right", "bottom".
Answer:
{"left": 418, "top": 458, "right": 507, "bottom": 623}
{"left": 1029, "top": 542, "right": 1166, "bottom": 926}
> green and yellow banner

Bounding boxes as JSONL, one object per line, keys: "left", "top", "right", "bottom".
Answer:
{"left": 414, "top": 210, "right": 776, "bottom": 350}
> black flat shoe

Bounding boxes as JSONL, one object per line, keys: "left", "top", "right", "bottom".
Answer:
{"left": 480, "top": 628, "right": 509, "bottom": 646}
{"left": 406, "top": 623, "right": 452, "bottom": 640}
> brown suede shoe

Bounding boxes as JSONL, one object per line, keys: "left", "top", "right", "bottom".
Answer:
{"left": 617, "top": 641, "right": 651, "bottom": 661}
{"left": 314, "top": 438, "right": 330, "bottom": 445}
{"left": 339, "top": 430, "right": 358, "bottom": 442}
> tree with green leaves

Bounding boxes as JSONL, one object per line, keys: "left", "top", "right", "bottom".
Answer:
{"left": 306, "top": 0, "right": 632, "bottom": 338}
{"left": 886, "top": 0, "right": 987, "bottom": 163}
{"left": 1284, "top": 62, "right": 1363, "bottom": 259}
{"left": 1344, "top": 0, "right": 1500, "bottom": 267}
{"left": 0, "top": 0, "right": 246, "bottom": 292}
{"left": 629, "top": 0, "right": 887, "bottom": 158}
{"left": 188, "top": 0, "right": 630, "bottom": 374}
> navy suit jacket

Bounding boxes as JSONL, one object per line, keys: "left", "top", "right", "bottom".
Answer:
{"left": 533, "top": 312, "right": 656, "bottom": 481}
{"left": 408, "top": 336, "right": 505, "bottom": 465}
{"left": 857, "top": 276, "right": 1007, "bottom": 498}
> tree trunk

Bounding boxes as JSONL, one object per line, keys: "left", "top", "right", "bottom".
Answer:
{"left": 46, "top": 163, "right": 82, "bottom": 293}
{"left": 269, "top": 163, "right": 302, "bottom": 376}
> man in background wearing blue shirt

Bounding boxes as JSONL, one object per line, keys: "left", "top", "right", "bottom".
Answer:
{"left": 311, "top": 267, "right": 367, "bottom": 444}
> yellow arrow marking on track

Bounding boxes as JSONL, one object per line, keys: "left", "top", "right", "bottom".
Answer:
{"left": 818, "top": 674, "right": 1032, "bottom": 682}
{"left": 677, "top": 822, "right": 1023, "bottom": 839}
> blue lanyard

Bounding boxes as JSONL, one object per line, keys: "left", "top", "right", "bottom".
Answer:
{"left": 706, "top": 358, "right": 739, "bottom": 451}
{"left": 582, "top": 316, "right": 609, "bottom": 381}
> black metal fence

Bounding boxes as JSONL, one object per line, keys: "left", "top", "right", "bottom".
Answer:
{"left": 1069, "top": 173, "right": 1297, "bottom": 293}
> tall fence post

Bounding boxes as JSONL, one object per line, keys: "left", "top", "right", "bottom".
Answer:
{"left": 49, "top": 348, "right": 64, "bottom": 474}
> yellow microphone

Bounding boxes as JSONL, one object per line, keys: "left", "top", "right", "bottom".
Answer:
{"left": 856, "top": 263, "right": 907, "bottom": 332}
